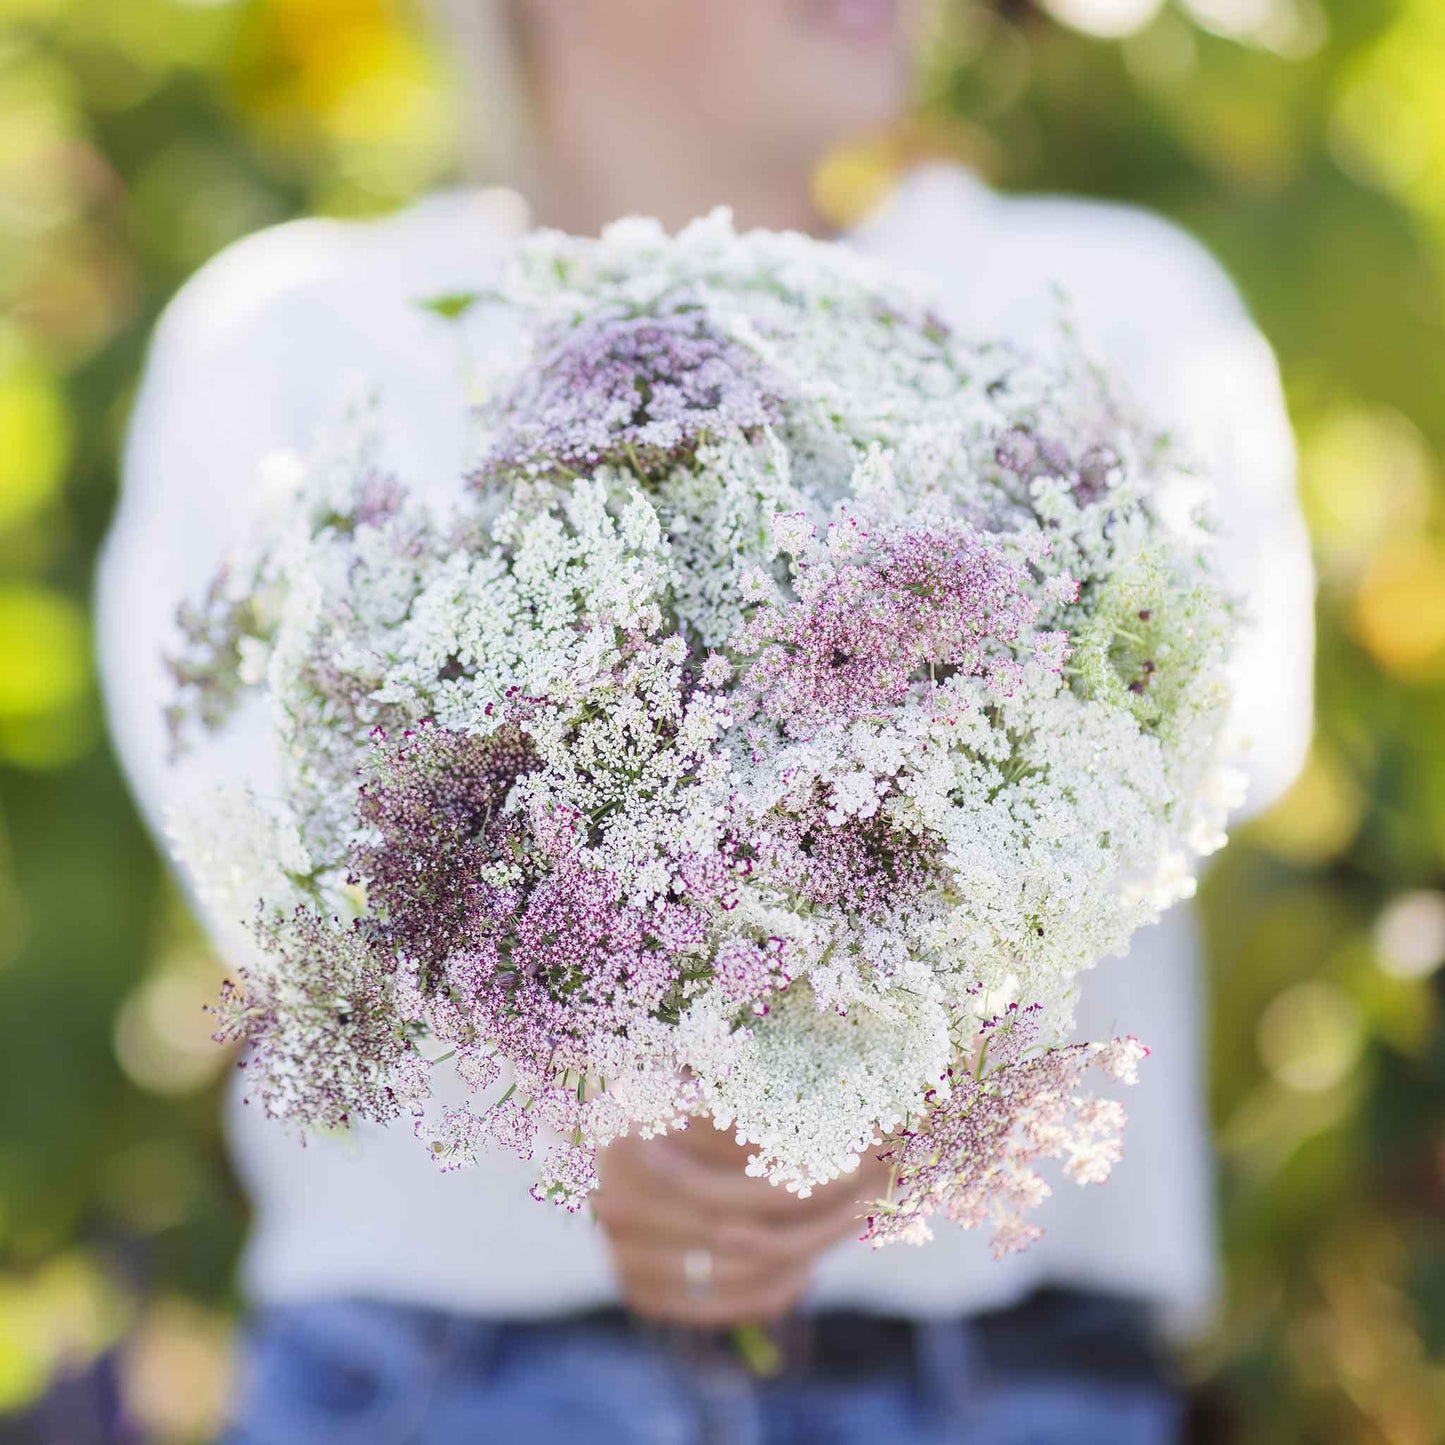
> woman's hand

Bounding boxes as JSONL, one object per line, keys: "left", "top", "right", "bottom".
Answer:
{"left": 593, "top": 1122, "right": 890, "bottom": 1327}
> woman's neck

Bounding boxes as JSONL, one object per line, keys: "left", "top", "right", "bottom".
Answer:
{"left": 522, "top": 80, "right": 826, "bottom": 239}
{"left": 528, "top": 160, "right": 824, "bottom": 241}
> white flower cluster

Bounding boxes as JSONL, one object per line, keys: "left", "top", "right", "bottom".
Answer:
{"left": 168, "top": 212, "right": 1240, "bottom": 1244}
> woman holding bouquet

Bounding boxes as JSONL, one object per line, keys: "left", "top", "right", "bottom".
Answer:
{"left": 99, "top": 1, "right": 1313, "bottom": 1440}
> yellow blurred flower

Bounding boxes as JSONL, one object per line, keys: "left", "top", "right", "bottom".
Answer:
{"left": 0, "top": 583, "right": 94, "bottom": 768}
{"left": 234, "top": 0, "right": 443, "bottom": 145}
{"left": 1298, "top": 404, "right": 1435, "bottom": 582}
{"left": 813, "top": 138, "right": 900, "bottom": 233}
{"left": 813, "top": 116, "right": 997, "bottom": 231}
{"left": 1351, "top": 536, "right": 1445, "bottom": 683}
{"left": 0, "top": 1254, "right": 129, "bottom": 1414}
{"left": 0, "top": 349, "right": 69, "bottom": 533}
{"left": 0, "top": 583, "right": 87, "bottom": 717}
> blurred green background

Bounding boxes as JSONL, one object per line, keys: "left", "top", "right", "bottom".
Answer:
{"left": 0, "top": 0, "right": 1443, "bottom": 1439}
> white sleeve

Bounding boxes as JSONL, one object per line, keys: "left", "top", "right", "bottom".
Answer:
{"left": 1122, "top": 234, "right": 1315, "bottom": 820}
{"left": 95, "top": 219, "right": 358, "bottom": 847}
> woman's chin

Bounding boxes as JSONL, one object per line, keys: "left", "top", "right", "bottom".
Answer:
{"left": 796, "top": 76, "right": 915, "bottom": 150}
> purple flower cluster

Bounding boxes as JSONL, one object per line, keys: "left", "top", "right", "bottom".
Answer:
{"left": 994, "top": 427, "right": 1120, "bottom": 507}
{"left": 713, "top": 936, "right": 793, "bottom": 1015}
{"left": 734, "top": 523, "right": 1036, "bottom": 734}
{"left": 864, "top": 1004, "right": 1146, "bottom": 1256}
{"left": 353, "top": 722, "right": 539, "bottom": 976}
{"left": 407, "top": 803, "right": 696, "bottom": 1081}
{"left": 476, "top": 307, "right": 784, "bottom": 484}
{"left": 228, "top": 716, "right": 693, "bottom": 1187}
{"left": 210, "top": 912, "right": 416, "bottom": 1132}
{"left": 760, "top": 788, "right": 939, "bottom": 922}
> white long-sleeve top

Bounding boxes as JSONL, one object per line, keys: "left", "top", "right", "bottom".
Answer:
{"left": 97, "top": 166, "right": 1313, "bottom": 1331}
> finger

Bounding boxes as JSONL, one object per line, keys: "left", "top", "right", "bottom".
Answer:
{"left": 602, "top": 1126, "right": 889, "bottom": 1198}
{"left": 597, "top": 1137, "right": 783, "bottom": 1226}
{"left": 666, "top": 1119, "right": 754, "bottom": 1166}
{"left": 592, "top": 1161, "right": 736, "bottom": 1248}
{"left": 594, "top": 1190, "right": 869, "bottom": 1292}
{"left": 599, "top": 1190, "right": 869, "bottom": 1277}
{"left": 590, "top": 1175, "right": 695, "bottom": 1235}
{"left": 594, "top": 1133, "right": 890, "bottom": 1252}
{"left": 709, "top": 1193, "right": 873, "bottom": 1262}
{"left": 645, "top": 1140, "right": 846, "bottom": 1222}
{"left": 649, "top": 1139, "right": 886, "bottom": 1225}
{"left": 672, "top": 1123, "right": 892, "bottom": 1201}
{"left": 669, "top": 1122, "right": 876, "bottom": 1195}
{"left": 606, "top": 1240, "right": 780, "bottom": 1294}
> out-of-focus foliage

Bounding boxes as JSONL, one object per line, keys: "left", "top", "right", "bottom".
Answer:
{"left": 0, "top": 0, "right": 1440, "bottom": 1440}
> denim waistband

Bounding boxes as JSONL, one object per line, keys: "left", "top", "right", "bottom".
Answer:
{"left": 590, "top": 1288, "right": 1163, "bottom": 1384}
{"left": 227, "top": 1289, "right": 1183, "bottom": 1445}
{"left": 310, "top": 1286, "right": 1168, "bottom": 1392}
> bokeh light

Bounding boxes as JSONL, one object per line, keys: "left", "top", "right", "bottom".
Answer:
{"left": 1037, "top": 0, "right": 1164, "bottom": 40}
{"left": 113, "top": 957, "right": 231, "bottom": 1098}
{"left": 1257, "top": 979, "right": 1366, "bottom": 1094}
{"left": 1351, "top": 538, "right": 1445, "bottom": 684}
{"left": 1297, "top": 405, "right": 1436, "bottom": 584}
{"left": 1375, "top": 892, "right": 1445, "bottom": 982}
{"left": 0, "top": 342, "right": 70, "bottom": 533}
{"left": 119, "top": 1298, "right": 233, "bottom": 1444}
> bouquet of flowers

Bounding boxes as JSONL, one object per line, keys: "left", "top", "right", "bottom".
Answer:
{"left": 167, "top": 212, "right": 1240, "bottom": 1256}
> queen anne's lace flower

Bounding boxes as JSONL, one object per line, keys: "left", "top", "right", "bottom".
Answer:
{"left": 477, "top": 307, "right": 784, "bottom": 483}
{"left": 863, "top": 1005, "right": 1150, "bottom": 1258}
{"left": 168, "top": 213, "right": 1239, "bottom": 1248}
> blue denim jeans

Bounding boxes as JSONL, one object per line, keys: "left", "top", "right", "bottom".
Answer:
{"left": 223, "top": 1296, "right": 1185, "bottom": 1445}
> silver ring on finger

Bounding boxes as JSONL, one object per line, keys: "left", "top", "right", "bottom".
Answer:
{"left": 683, "top": 1247, "right": 714, "bottom": 1301}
